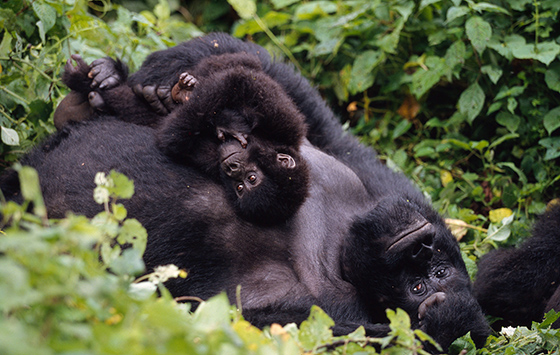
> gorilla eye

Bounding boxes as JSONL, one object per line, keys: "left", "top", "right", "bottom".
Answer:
{"left": 248, "top": 174, "right": 257, "bottom": 184}
{"left": 435, "top": 268, "right": 447, "bottom": 278}
{"left": 412, "top": 282, "right": 424, "bottom": 294}
{"left": 236, "top": 184, "right": 244, "bottom": 192}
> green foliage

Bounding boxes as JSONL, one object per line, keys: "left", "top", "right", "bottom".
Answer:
{"left": 0, "top": 0, "right": 202, "bottom": 165}
{"left": 2, "top": 0, "right": 560, "bottom": 353}
{"left": 0, "top": 168, "right": 448, "bottom": 354}
{"left": 227, "top": 0, "right": 560, "bottom": 260}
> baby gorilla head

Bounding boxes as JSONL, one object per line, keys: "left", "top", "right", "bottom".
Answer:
{"left": 219, "top": 138, "right": 309, "bottom": 225}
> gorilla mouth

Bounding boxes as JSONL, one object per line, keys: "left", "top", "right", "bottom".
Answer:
{"left": 418, "top": 292, "right": 446, "bottom": 319}
{"left": 386, "top": 221, "right": 432, "bottom": 251}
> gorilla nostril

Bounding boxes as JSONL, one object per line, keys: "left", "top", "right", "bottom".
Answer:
{"left": 412, "top": 234, "right": 434, "bottom": 260}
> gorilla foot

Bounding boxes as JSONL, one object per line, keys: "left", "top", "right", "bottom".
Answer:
{"left": 171, "top": 71, "right": 198, "bottom": 103}
{"left": 65, "top": 54, "right": 88, "bottom": 76}
{"left": 89, "top": 57, "right": 124, "bottom": 89}
{"left": 132, "top": 84, "right": 175, "bottom": 115}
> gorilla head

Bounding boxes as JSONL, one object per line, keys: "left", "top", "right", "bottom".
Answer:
{"left": 341, "top": 196, "right": 489, "bottom": 348}
{"left": 219, "top": 138, "right": 309, "bottom": 224}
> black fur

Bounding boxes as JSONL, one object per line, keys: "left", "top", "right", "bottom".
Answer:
{"left": 474, "top": 203, "right": 560, "bottom": 328}
{"left": 56, "top": 53, "right": 310, "bottom": 224}
{"left": 3, "top": 34, "right": 491, "bottom": 351}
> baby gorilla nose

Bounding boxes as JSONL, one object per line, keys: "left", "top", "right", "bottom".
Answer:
{"left": 222, "top": 160, "right": 243, "bottom": 178}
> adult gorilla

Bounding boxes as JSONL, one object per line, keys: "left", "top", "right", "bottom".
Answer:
{"left": 0, "top": 33, "right": 489, "bottom": 350}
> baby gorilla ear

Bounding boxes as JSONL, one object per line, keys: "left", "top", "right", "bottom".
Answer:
{"left": 277, "top": 153, "right": 296, "bottom": 169}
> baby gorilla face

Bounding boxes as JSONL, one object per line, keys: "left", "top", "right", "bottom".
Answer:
{"left": 220, "top": 143, "right": 265, "bottom": 198}
{"left": 218, "top": 140, "right": 306, "bottom": 225}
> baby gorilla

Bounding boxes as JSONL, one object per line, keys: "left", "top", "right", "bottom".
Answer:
{"left": 56, "top": 53, "right": 310, "bottom": 225}
{"left": 158, "top": 57, "right": 310, "bottom": 225}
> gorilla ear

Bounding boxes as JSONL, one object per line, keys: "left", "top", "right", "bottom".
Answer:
{"left": 277, "top": 153, "right": 296, "bottom": 169}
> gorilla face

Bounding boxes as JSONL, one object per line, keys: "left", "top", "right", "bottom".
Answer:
{"left": 341, "top": 196, "right": 471, "bottom": 323}
{"left": 218, "top": 139, "right": 309, "bottom": 225}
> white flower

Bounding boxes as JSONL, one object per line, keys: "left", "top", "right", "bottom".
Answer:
{"left": 93, "top": 186, "right": 110, "bottom": 204}
{"left": 500, "top": 326, "right": 516, "bottom": 337}
{"left": 149, "top": 264, "right": 182, "bottom": 284}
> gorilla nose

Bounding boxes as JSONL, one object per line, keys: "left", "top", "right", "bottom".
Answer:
{"left": 222, "top": 161, "right": 242, "bottom": 177}
{"left": 412, "top": 232, "right": 433, "bottom": 261}
{"left": 387, "top": 222, "right": 435, "bottom": 261}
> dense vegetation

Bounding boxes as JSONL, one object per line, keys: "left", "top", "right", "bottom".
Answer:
{"left": 1, "top": 0, "right": 559, "bottom": 353}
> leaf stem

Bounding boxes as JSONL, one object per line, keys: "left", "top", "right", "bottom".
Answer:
{"left": 253, "top": 14, "right": 305, "bottom": 75}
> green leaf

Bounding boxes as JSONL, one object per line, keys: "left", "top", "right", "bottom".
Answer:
{"left": 112, "top": 203, "right": 128, "bottom": 221}
{"left": 465, "top": 16, "right": 492, "bottom": 53}
{"left": 498, "top": 162, "right": 528, "bottom": 184}
{"left": 118, "top": 219, "right": 148, "bottom": 255}
{"left": 507, "top": 97, "right": 518, "bottom": 113}
{"left": 108, "top": 170, "right": 135, "bottom": 199}
{"left": 294, "top": 1, "right": 337, "bottom": 20}
{"left": 487, "top": 221, "right": 511, "bottom": 242}
{"left": 392, "top": 120, "right": 412, "bottom": 140}
{"left": 545, "top": 62, "right": 560, "bottom": 93}
{"left": 488, "top": 133, "right": 519, "bottom": 149}
{"left": 512, "top": 41, "right": 560, "bottom": 66}
{"left": 347, "top": 50, "right": 384, "bottom": 94}
{"left": 411, "top": 57, "right": 445, "bottom": 98}
{"left": 543, "top": 107, "right": 560, "bottom": 135}
{"left": 299, "top": 306, "right": 334, "bottom": 350}
{"left": 271, "top": 0, "right": 300, "bottom": 9}
{"left": 1, "top": 126, "right": 19, "bottom": 146}
{"left": 539, "top": 310, "right": 560, "bottom": 329}
{"left": 227, "top": 0, "right": 256, "bottom": 20}
{"left": 496, "top": 111, "right": 521, "bottom": 133}
{"left": 109, "top": 247, "right": 145, "bottom": 276}
{"left": 444, "top": 40, "right": 466, "bottom": 69}
{"left": 153, "top": 0, "right": 170, "bottom": 21}
{"left": 32, "top": 1, "right": 57, "bottom": 33}
{"left": 470, "top": 2, "right": 510, "bottom": 14}
{"left": 481, "top": 65, "right": 503, "bottom": 84}
{"left": 446, "top": 6, "right": 469, "bottom": 23}
{"left": 494, "top": 85, "right": 525, "bottom": 101}
{"left": 539, "top": 137, "right": 560, "bottom": 160}
{"left": 377, "top": 18, "right": 405, "bottom": 54}
{"left": 458, "top": 82, "right": 485, "bottom": 124}
{"left": 449, "top": 333, "right": 477, "bottom": 355}
{"left": 16, "top": 165, "right": 47, "bottom": 218}
{"left": 0, "top": 31, "right": 12, "bottom": 57}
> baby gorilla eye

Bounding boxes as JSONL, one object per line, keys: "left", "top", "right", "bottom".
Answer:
{"left": 435, "top": 268, "right": 447, "bottom": 278}
{"left": 236, "top": 184, "right": 244, "bottom": 192}
{"left": 248, "top": 174, "right": 257, "bottom": 184}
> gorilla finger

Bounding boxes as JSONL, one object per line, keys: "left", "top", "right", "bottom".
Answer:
{"left": 156, "top": 86, "right": 176, "bottom": 111}
{"left": 89, "top": 58, "right": 120, "bottom": 89}
{"left": 98, "top": 76, "right": 119, "bottom": 89}
{"left": 88, "top": 92, "right": 105, "bottom": 111}
{"left": 156, "top": 86, "right": 172, "bottom": 100}
{"left": 143, "top": 85, "right": 169, "bottom": 115}
{"left": 162, "top": 95, "right": 177, "bottom": 112}
{"left": 132, "top": 83, "right": 144, "bottom": 97}
{"left": 64, "top": 58, "right": 76, "bottom": 73}
{"left": 71, "top": 54, "right": 87, "bottom": 68}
